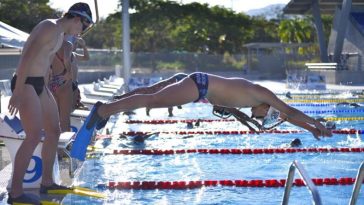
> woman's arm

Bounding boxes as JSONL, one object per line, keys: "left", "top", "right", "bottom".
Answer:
{"left": 74, "top": 38, "right": 90, "bottom": 61}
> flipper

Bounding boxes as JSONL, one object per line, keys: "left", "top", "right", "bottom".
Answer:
{"left": 40, "top": 184, "right": 105, "bottom": 199}
{"left": 46, "top": 187, "right": 105, "bottom": 199}
{"left": 71, "top": 102, "right": 103, "bottom": 161}
{"left": 40, "top": 201, "right": 61, "bottom": 205}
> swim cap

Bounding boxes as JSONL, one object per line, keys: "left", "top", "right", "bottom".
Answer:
{"left": 67, "top": 2, "right": 93, "bottom": 24}
{"left": 290, "top": 138, "right": 302, "bottom": 147}
{"left": 262, "top": 106, "right": 280, "bottom": 128}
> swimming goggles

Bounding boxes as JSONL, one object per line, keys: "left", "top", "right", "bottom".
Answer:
{"left": 262, "top": 106, "right": 281, "bottom": 129}
{"left": 212, "top": 106, "right": 232, "bottom": 119}
{"left": 68, "top": 10, "right": 94, "bottom": 34}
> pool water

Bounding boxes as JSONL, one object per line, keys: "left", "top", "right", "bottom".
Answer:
{"left": 64, "top": 99, "right": 364, "bottom": 205}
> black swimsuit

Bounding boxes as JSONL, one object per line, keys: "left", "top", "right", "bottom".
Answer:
{"left": 11, "top": 75, "right": 45, "bottom": 96}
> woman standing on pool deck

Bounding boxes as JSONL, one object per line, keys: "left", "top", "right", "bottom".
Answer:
{"left": 87, "top": 72, "right": 332, "bottom": 139}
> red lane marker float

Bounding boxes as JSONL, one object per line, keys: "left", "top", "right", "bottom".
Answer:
{"left": 117, "top": 129, "right": 363, "bottom": 136}
{"left": 125, "top": 119, "right": 235, "bottom": 124}
{"left": 98, "top": 177, "right": 360, "bottom": 190}
{"left": 94, "top": 128, "right": 362, "bottom": 140}
{"left": 109, "top": 147, "right": 364, "bottom": 155}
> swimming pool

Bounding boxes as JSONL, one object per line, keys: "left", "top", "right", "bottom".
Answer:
{"left": 62, "top": 96, "right": 364, "bottom": 205}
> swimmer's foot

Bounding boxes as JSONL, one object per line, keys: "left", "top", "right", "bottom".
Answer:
{"left": 86, "top": 101, "right": 109, "bottom": 130}
{"left": 7, "top": 192, "right": 40, "bottom": 205}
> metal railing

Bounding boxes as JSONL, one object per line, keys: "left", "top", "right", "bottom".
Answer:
{"left": 282, "top": 160, "right": 322, "bottom": 205}
{"left": 349, "top": 161, "right": 364, "bottom": 205}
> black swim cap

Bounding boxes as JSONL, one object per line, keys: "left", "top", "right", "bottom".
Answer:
{"left": 67, "top": 2, "right": 93, "bottom": 24}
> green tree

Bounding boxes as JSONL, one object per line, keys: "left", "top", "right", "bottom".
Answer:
{"left": 250, "top": 16, "right": 280, "bottom": 42}
{"left": 278, "top": 17, "right": 314, "bottom": 43}
{"left": 0, "top": 0, "right": 58, "bottom": 33}
{"left": 85, "top": 0, "right": 284, "bottom": 52}
{"left": 118, "top": 0, "right": 253, "bottom": 54}
{"left": 84, "top": 16, "right": 122, "bottom": 49}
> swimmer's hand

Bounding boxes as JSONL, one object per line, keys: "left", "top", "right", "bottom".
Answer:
{"left": 76, "top": 37, "right": 86, "bottom": 47}
{"left": 8, "top": 90, "right": 22, "bottom": 116}
{"left": 313, "top": 121, "right": 333, "bottom": 139}
{"left": 311, "top": 128, "right": 322, "bottom": 140}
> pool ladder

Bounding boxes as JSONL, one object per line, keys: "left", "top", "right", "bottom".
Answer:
{"left": 349, "top": 161, "right": 364, "bottom": 205}
{"left": 282, "top": 160, "right": 364, "bottom": 205}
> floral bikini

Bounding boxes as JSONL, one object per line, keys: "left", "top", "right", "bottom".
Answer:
{"left": 49, "top": 53, "right": 68, "bottom": 93}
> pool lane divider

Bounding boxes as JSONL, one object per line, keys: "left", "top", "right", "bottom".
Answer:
{"left": 115, "top": 128, "right": 363, "bottom": 136}
{"left": 111, "top": 147, "right": 364, "bottom": 155}
{"left": 126, "top": 119, "right": 235, "bottom": 124}
{"left": 276, "top": 91, "right": 363, "bottom": 97}
{"left": 284, "top": 98, "right": 364, "bottom": 103}
{"left": 86, "top": 147, "right": 364, "bottom": 159}
{"left": 94, "top": 128, "right": 362, "bottom": 141}
{"left": 303, "top": 109, "right": 364, "bottom": 114}
{"left": 125, "top": 116, "right": 364, "bottom": 124}
{"left": 97, "top": 177, "right": 361, "bottom": 190}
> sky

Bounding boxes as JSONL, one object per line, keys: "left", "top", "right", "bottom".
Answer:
{"left": 48, "top": 0, "right": 291, "bottom": 20}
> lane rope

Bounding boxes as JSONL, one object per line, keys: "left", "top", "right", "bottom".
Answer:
{"left": 116, "top": 129, "right": 363, "bottom": 136}
{"left": 98, "top": 177, "right": 361, "bottom": 190}
{"left": 125, "top": 117, "right": 364, "bottom": 124}
{"left": 90, "top": 147, "right": 364, "bottom": 157}
{"left": 284, "top": 98, "right": 364, "bottom": 103}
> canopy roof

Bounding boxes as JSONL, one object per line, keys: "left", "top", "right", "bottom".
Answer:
{"left": 283, "top": 0, "right": 364, "bottom": 15}
{"left": 0, "top": 21, "right": 29, "bottom": 48}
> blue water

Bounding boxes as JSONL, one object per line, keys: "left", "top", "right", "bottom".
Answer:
{"left": 60, "top": 98, "right": 364, "bottom": 205}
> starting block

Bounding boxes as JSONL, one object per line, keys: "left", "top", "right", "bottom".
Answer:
{"left": 0, "top": 114, "right": 74, "bottom": 189}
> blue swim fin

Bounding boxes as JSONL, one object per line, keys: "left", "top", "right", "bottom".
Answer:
{"left": 71, "top": 102, "right": 103, "bottom": 161}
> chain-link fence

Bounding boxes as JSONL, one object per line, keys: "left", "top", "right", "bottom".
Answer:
{"left": 2, "top": 47, "right": 360, "bottom": 83}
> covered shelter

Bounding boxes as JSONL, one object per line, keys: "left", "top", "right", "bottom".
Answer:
{"left": 283, "top": 0, "right": 364, "bottom": 63}
{"left": 283, "top": 0, "right": 364, "bottom": 84}
{"left": 243, "top": 42, "right": 315, "bottom": 79}
{"left": 0, "top": 21, "right": 29, "bottom": 49}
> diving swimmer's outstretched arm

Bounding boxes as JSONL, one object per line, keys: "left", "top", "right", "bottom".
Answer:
{"left": 279, "top": 113, "right": 323, "bottom": 140}
{"left": 252, "top": 85, "right": 332, "bottom": 138}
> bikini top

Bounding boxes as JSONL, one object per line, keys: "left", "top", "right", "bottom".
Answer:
{"left": 50, "top": 52, "right": 67, "bottom": 77}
